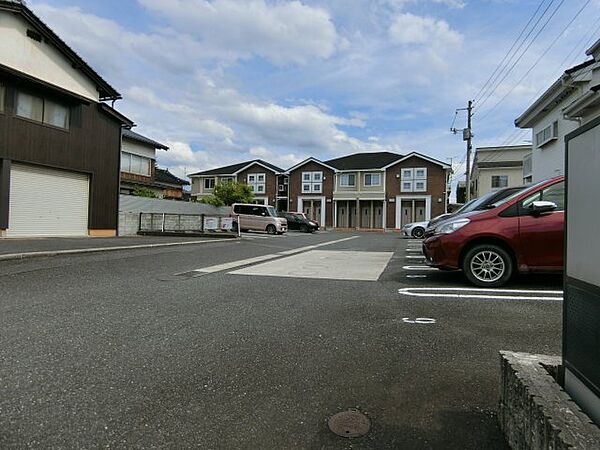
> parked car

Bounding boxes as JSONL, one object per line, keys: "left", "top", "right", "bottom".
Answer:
{"left": 401, "top": 221, "right": 429, "bottom": 238}
{"left": 422, "top": 176, "right": 564, "bottom": 287}
{"left": 280, "top": 212, "right": 319, "bottom": 233}
{"left": 426, "top": 186, "right": 524, "bottom": 233}
{"left": 232, "top": 203, "right": 287, "bottom": 234}
{"left": 292, "top": 212, "right": 320, "bottom": 230}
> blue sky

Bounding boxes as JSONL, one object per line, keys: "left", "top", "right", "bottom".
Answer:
{"left": 28, "top": 0, "right": 600, "bottom": 182}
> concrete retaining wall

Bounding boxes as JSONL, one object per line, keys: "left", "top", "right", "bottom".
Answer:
{"left": 118, "top": 195, "right": 230, "bottom": 235}
{"left": 499, "top": 351, "right": 600, "bottom": 449}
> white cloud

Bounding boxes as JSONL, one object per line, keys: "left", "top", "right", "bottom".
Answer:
{"left": 389, "top": 13, "right": 463, "bottom": 47}
{"left": 138, "top": 0, "right": 339, "bottom": 65}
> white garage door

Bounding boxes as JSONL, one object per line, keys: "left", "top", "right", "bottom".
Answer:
{"left": 8, "top": 163, "right": 89, "bottom": 237}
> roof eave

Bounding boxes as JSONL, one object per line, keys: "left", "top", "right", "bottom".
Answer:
{"left": 515, "top": 76, "right": 567, "bottom": 128}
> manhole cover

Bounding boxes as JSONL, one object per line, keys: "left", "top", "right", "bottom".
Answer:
{"left": 328, "top": 409, "right": 371, "bottom": 438}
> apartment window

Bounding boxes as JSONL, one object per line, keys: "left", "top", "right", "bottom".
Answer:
{"left": 401, "top": 168, "right": 414, "bottom": 180}
{"left": 401, "top": 167, "right": 427, "bottom": 192}
{"left": 204, "top": 178, "right": 215, "bottom": 189}
{"left": 491, "top": 175, "right": 508, "bottom": 189}
{"left": 0, "top": 83, "right": 5, "bottom": 113}
{"left": 302, "top": 171, "right": 323, "bottom": 193}
{"left": 121, "top": 152, "right": 151, "bottom": 176}
{"left": 415, "top": 168, "right": 427, "bottom": 179}
{"left": 536, "top": 121, "right": 558, "bottom": 147}
{"left": 279, "top": 184, "right": 285, "bottom": 192}
{"left": 402, "top": 181, "right": 413, "bottom": 192}
{"left": 339, "top": 173, "right": 356, "bottom": 187}
{"left": 220, "top": 177, "right": 234, "bottom": 184}
{"left": 247, "top": 173, "right": 266, "bottom": 193}
{"left": 16, "top": 91, "right": 70, "bottom": 129}
{"left": 364, "top": 173, "right": 381, "bottom": 186}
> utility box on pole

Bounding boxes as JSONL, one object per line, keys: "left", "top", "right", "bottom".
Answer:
{"left": 564, "top": 116, "right": 600, "bottom": 425}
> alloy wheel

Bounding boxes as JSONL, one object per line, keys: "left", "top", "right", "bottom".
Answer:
{"left": 469, "top": 250, "right": 506, "bottom": 283}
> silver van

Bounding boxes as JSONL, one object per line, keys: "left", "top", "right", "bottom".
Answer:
{"left": 232, "top": 204, "right": 287, "bottom": 234}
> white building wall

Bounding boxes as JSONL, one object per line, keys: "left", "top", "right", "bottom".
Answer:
{"left": 476, "top": 168, "right": 524, "bottom": 197}
{"left": 530, "top": 92, "right": 581, "bottom": 182}
{"left": 121, "top": 140, "right": 157, "bottom": 160}
{"left": 0, "top": 13, "right": 100, "bottom": 101}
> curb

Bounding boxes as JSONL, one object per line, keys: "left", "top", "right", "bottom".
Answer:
{"left": 0, "top": 238, "right": 233, "bottom": 262}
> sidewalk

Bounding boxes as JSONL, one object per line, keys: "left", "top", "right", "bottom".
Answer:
{"left": 0, "top": 236, "right": 229, "bottom": 261}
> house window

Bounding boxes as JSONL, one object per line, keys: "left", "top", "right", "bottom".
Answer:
{"left": 247, "top": 173, "right": 266, "bottom": 193}
{"left": 121, "top": 152, "right": 152, "bottom": 176}
{"left": 16, "top": 91, "right": 70, "bottom": 129}
{"left": 220, "top": 177, "right": 234, "bottom": 184}
{"left": 401, "top": 167, "right": 427, "bottom": 192}
{"left": 204, "top": 178, "right": 215, "bottom": 190}
{"left": 364, "top": 173, "right": 381, "bottom": 186}
{"left": 302, "top": 171, "right": 323, "bottom": 193}
{"left": 0, "top": 83, "right": 5, "bottom": 113}
{"left": 339, "top": 173, "right": 356, "bottom": 187}
{"left": 491, "top": 175, "right": 508, "bottom": 189}
{"left": 535, "top": 121, "right": 558, "bottom": 147}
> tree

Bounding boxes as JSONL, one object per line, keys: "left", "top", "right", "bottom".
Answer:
{"left": 133, "top": 185, "right": 158, "bottom": 198}
{"left": 201, "top": 181, "right": 255, "bottom": 206}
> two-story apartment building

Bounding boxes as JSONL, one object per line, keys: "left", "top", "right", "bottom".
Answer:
{"left": 470, "top": 144, "right": 531, "bottom": 198}
{"left": 515, "top": 39, "right": 600, "bottom": 182}
{"left": 0, "top": 0, "right": 132, "bottom": 237}
{"left": 287, "top": 151, "right": 451, "bottom": 230}
{"left": 189, "top": 159, "right": 285, "bottom": 206}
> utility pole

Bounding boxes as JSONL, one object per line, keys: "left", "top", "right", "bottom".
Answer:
{"left": 465, "top": 100, "right": 473, "bottom": 202}
{"left": 451, "top": 100, "right": 474, "bottom": 202}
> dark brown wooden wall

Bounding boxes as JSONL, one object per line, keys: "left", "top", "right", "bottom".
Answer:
{"left": 289, "top": 161, "right": 334, "bottom": 226}
{"left": 0, "top": 80, "right": 122, "bottom": 230}
{"left": 236, "top": 163, "right": 278, "bottom": 206}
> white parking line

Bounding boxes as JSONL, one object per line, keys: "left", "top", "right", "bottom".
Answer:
{"left": 405, "top": 255, "right": 425, "bottom": 259}
{"left": 406, "top": 275, "right": 427, "bottom": 278}
{"left": 402, "top": 265, "right": 438, "bottom": 271}
{"left": 397, "top": 287, "right": 563, "bottom": 302}
{"left": 406, "top": 248, "right": 422, "bottom": 253}
{"left": 188, "top": 236, "right": 359, "bottom": 274}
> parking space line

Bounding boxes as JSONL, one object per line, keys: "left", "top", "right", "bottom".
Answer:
{"left": 402, "top": 265, "right": 438, "bottom": 271}
{"left": 398, "top": 287, "right": 563, "bottom": 302}
{"left": 405, "top": 255, "right": 425, "bottom": 259}
{"left": 183, "top": 236, "right": 360, "bottom": 274}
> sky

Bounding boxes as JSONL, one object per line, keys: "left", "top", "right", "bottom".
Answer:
{"left": 26, "top": 0, "right": 600, "bottom": 184}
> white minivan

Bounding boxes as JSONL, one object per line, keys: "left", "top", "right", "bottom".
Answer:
{"left": 232, "top": 203, "right": 287, "bottom": 234}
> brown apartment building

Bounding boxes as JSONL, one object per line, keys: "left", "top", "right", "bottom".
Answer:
{"left": 189, "top": 159, "right": 285, "bottom": 207}
{"left": 189, "top": 151, "right": 451, "bottom": 230}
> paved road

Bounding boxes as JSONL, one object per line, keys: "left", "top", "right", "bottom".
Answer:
{"left": 0, "top": 232, "right": 562, "bottom": 449}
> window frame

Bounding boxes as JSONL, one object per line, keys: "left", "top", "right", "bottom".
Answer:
{"left": 121, "top": 151, "right": 152, "bottom": 176}
{"left": 15, "top": 90, "right": 70, "bottom": 130}
{"left": 491, "top": 175, "right": 509, "bottom": 190}
{"left": 204, "top": 177, "right": 216, "bottom": 190}
{"left": 535, "top": 121, "right": 558, "bottom": 148}
{"left": 364, "top": 172, "right": 381, "bottom": 187}
{"left": 339, "top": 173, "right": 356, "bottom": 187}
{"left": 401, "top": 180, "right": 414, "bottom": 193}
{"left": 414, "top": 180, "right": 427, "bottom": 192}
{"left": 247, "top": 173, "right": 266, "bottom": 193}
{"left": 302, "top": 171, "right": 324, "bottom": 193}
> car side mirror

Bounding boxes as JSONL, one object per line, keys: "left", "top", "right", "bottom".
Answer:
{"left": 530, "top": 200, "right": 557, "bottom": 216}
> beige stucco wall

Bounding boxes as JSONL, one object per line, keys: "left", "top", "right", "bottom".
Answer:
{"left": 0, "top": 13, "right": 100, "bottom": 101}
{"left": 475, "top": 168, "right": 524, "bottom": 197}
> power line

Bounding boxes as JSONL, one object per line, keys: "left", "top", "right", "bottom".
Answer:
{"left": 473, "top": 0, "right": 551, "bottom": 103}
{"left": 475, "top": 0, "right": 566, "bottom": 112}
{"left": 477, "top": 0, "right": 592, "bottom": 121}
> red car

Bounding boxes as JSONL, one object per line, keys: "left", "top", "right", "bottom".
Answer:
{"left": 422, "top": 176, "right": 564, "bottom": 287}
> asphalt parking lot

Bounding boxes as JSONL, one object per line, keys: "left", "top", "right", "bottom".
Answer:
{"left": 0, "top": 231, "right": 562, "bottom": 449}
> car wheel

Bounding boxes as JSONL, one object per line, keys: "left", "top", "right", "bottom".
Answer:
{"left": 411, "top": 227, "right": 425, "bottom": 239}
{"left": 266, "top": 225, "right": 277, "bottom": 235}
{"left": 462, "top": 244, "right": 513, "bottom": 287}
{"left": 300, "top": 224, "right": 309, "bottom": 233}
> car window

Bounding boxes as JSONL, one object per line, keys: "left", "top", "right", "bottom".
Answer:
{"left": 521, "top": 181, "right": 564, "bottom": 211}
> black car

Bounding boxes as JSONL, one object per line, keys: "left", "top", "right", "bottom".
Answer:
{"left": 425, "top": 186, "right": 525, "bottom": 237}
{"left": 280, "top": 212, "right": 319, "bottom": 233}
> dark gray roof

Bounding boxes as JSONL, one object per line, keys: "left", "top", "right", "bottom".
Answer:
{"left": 122, "top": 129, "right": 168, "bottom": 150}
{"left": 0, "top": 0, "right": 120, "bottom": 100}
{"left": 188, "top": 159, "right": 284, "bottom": 177}
{"left": 325, "top": 152, "right": 403, "bottom": 170}
{"left": 155, "top": 168, "right": 189, "bottom": 186}
{"left": 477, "top": 161, "right": 523, "bottom": 169}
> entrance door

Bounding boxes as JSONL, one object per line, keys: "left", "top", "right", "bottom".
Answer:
{"left": 374, "top": 203, "right": 383, "bottom": 228}
{"left": 415, "top": 200, "right": 426, "bottom": 222}
{"left": 401, "top": 200, "right": 414, "bottom": 227}
{"left": 303, "top": 200, "right": 322, "bottom": 225}
{"left": 349, "top": 204, "right": 357, "bottom": 228}
{"left": 361, "top": 202, "right": 371, "bottom": 228}
{"left": 338, "top": 202, "right": 347, "bottom": 227}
